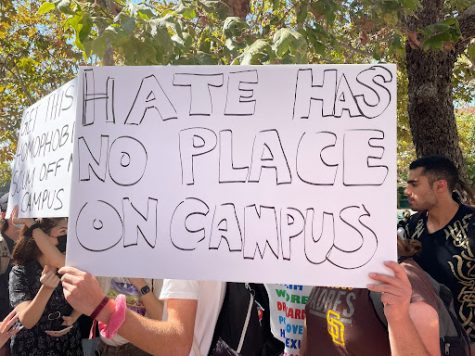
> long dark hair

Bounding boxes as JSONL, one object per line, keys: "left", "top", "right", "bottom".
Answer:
{"left": 12, "top": 218, "right": 64, "bottom": 266}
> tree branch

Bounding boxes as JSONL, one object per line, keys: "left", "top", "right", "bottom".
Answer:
{"left": 456, "top": 4, "right": 475, "bottom": 55}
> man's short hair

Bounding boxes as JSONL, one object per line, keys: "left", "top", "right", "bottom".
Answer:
{"left": 409, "top": 155, "right": 459, "bottom": 191}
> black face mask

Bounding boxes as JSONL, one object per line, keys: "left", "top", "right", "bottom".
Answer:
{"left": 57, "top": 235, "right": 67, "bottom": 253}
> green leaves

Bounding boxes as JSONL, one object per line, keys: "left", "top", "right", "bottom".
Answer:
{"left": 175, "top": 2, "right": 196, "bottom": 20}
{"left": 399, "top": 0, "right": 420, "bottom": 12}
{"left": 57, "top": 0, "right": 75, "bottom": 15}
{"left": 239, "top": 39, "right": 272, "bottom": 64}
{"left": 272, "top": 28, "right": 306, "bottom": 62}
{"left": 295, "top": 0, "right": 308, "bottom": 26}
{"left": 5, "top": 0, "right": 475, "bottom": 191}
{"left": 1, "top": 0, "right": 80, "bottom": 165}
{"left": 64, "top": 11, "right": 92, "bottom": 51}
{"left": 223, "top": 17, "right": 246, "bottom": 38}
{"left": 422, "top": 18, "right": 461, "bottom": 50}
{"left": 37, "top": 2, "right": 55, "bottom": 15}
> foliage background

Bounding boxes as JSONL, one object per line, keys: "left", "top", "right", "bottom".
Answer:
{"left": 0, "top": 0, "right": 474, "bottom": 197}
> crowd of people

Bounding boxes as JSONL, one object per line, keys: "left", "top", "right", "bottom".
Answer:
{"left": 0, "top": 154, "right": 474, "bottom": 356}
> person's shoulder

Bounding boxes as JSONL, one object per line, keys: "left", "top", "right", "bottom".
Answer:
{"left": 408, "top": 211, "right": 426, "bottom": 223}
{"left": 400, "top": 258, "right": 422, "bottom": 277}
{"left": 401, "top": 259, "right": 440, "bottom": 305}
{"left": 459, "top": 203, "right": 475, "bottom": 216}
{"left": 400, "top": 259, "right": 433, "bottom": 291}
{"left": 403, "top": 211, "right": 426, "bottom": 239}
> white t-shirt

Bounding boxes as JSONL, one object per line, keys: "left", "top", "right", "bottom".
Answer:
{"left": 160, "top": 280, "right": 226, "bottom": 356}
{"left": 265, "top": 284, "right": 312, "bottom": 356}
{"left": 98, "top": 277, "right": 163, "bottom": 347}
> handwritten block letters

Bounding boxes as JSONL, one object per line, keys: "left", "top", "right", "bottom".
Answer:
{"left": 15, "top": 65, "right": 397, "bottom": 287}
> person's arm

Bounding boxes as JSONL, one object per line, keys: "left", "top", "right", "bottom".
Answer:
{"left": 118, "top": 298, "right": 196, "bottom": 355}
{"left": 60, "top": 267, "right": 197, "bottom": 355}
{"left": 31, "top": 228, "right": 65, "bottom": 268}
{"left": 368, "top": 261, "right": 440, "bottom": 356}
{"left": 0, "top": 309, "right": 20, "bottom": 348}
{"left": 128, "top": 278, "right": 163, "bottom": 320}
{"left": 16, "top": 265, "right": 60, "bottom": 329}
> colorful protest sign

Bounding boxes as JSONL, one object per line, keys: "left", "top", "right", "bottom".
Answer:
{"left": 65, "top": 64, "right": 397, "bottom": 287}
{"left": 7, "top": 79, "right": 77, "bottom": 218}
{"left": 266, "top": 283, "right": 312, "bottom": 356}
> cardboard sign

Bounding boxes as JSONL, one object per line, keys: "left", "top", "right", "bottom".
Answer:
{"left": 65, "top": 64, "right": 397, "bottom": 287}
{"left": 7, "top": 79, "right": 77, "bottom": 218}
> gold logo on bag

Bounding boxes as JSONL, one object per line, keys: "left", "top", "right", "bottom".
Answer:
{"left": 327, "top": 310, "right": 345, "bottom": 346}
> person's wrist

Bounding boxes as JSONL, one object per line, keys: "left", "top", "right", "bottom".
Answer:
{"left": 41, "top": 283, "right": 56, "bottom": 292}
{"left": 134, "top": 281, "right": 146, "bottom": 290}
{"left": 96, "top": 299, "right": 115, "bottom": 324}
{"left": 100, "top": 294, "right": 126, "bottom": 339}
{"left": 27, "top": 223, "right": 41, "bottom": 237}
{"left": 90, "top": 296, "right": 109, "bottom": 320}
{"left": 385, "top": 310, "right": 412, "bottom": 325}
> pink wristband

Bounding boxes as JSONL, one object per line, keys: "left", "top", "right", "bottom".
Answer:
{"left": 99, "top": 294, "right": 126, "bottom": 339}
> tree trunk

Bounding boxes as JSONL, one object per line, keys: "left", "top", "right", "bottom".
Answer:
{"left": 405, "top": 47, "right": 466, "bottom": 174}
{"left": 405, "top": 0, "right": 467, "bottom": 177}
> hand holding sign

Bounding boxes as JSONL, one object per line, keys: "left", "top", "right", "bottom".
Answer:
{"left": 10, "top": 205, "right": 35, "bottom": 228}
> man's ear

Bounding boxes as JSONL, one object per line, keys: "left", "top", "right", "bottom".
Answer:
{"left": 0, "top": 211, "right": 5, "bottom": 220}
{"left": 434, "top": 179, "right": 448, "bottom": 193}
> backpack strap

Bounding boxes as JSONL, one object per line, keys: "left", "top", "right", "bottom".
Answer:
{"left": 368, "top": 291, "right": 387, "bottom": 328}
{"left": 236, "top": 283, "right": 255, "bottom": 353}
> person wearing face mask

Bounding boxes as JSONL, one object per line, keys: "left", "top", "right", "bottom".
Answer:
{"left": 0, "top": 194, "right": 20, "bottom": 356}
{"left": 12, "top": 211, "right": 98, "bottom": 355}
{"left": 8, "top": 218, "right": 82, "bottom": 356}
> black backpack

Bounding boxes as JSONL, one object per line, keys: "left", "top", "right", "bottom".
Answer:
{"left": 370, "top": 261, "right": 471, "bottom": 356}
{"left": 209, "top": 283, "right": 283, "bottom": 356}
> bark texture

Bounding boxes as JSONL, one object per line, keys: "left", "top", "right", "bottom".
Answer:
{"left": 405, "top": 2, "right": 475, "bottom": 179}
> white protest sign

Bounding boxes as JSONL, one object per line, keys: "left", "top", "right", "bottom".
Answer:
{"left": 66, "top": 64, "right": 397, "bottom": 287}
{"left": 7, "top": 79, "right": 77, "bottom": 218}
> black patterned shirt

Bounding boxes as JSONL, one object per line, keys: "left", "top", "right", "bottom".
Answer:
{"left": 9, "top": 260, "right": 82, "bottom": 356}
{"left": 407, "top": 204, "right": 475, "bottom": 341}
